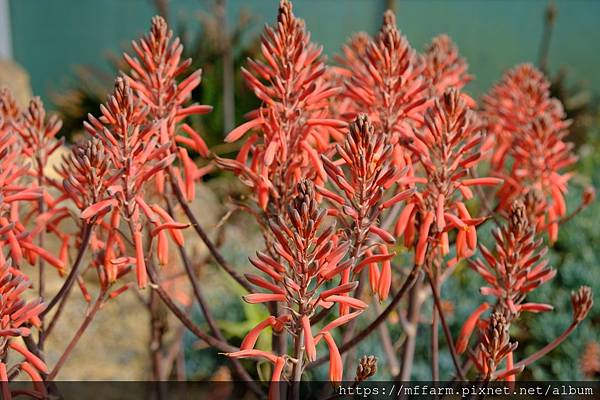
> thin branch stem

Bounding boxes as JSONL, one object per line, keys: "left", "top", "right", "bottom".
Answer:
{"left": 42, "top": 287, "right": 71, "bottom": 339}
{"left": 48, "top": 289, "right": 106, "bottom": 380}
{"left": 398, "top": 278, "right": 423, "bottom": 380}
{"left": 428, "top": 271, "right": 466, "bottom": 380}
{"left": 431, "top": 297, "right": 439, "bottom": 381}
{"left": 37, "top": 171, "right": 46, "bottom": 349}
{"left": 290, "top": 326, "right": 304, "bottom": 400}
{"left": 41, "top": 223, "right": 92, "bottom": 317}
{"left": 493, "top": 321, "right": 578, "bottom": 379}
{"left": 167, "top": 168, "right": 252, "bottom": 293}
{"left": 164, "top": 195, "right": 222, "bottom": 338}
{"left": 164, "top": 193, "right": 263, "bottom": 390}
{"left": 147, "top": 261, "right": 236, "bottom": 353}
{"left": 146, "top": 260, "right": 264, "bottom": 397}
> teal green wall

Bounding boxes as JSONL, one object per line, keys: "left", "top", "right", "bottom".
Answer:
{"left": 9, "top": 0, "right": 600, "bottom": 105}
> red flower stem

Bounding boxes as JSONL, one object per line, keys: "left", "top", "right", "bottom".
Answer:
{"left": 431, "top": 292, "right": 440, "bottom": 381}
{"left": 290, "top": 320, "right": 305, "bottom": 400}
{"left": 148, "top": 290, "right": 165, "bottom": 381}
{"left": 43, "top": 286, "right": 71, "bottom": 338}
{"left": 146, "top": 260, "right": 264, "bottom": 397}
{"left": 308, "top": 263, "right": 422, "bottom": 369}
{"left": 41, "top": 222, "right": 93, "bottom": 317}
{"left": 37, "top": 169, "right": 46, "bottom": 349}
{"left": 398, "top": 278, "right": 424, "bottom": 380}
{"left": 164, "top": 195, "right": 223, "bottom": 338}
{"left": 167, "top": 168, "right": 253, "bottom": 293}
{"left": 147, "top": 261, "right": 236, "bottom": 353}
{"left": 48, "top": 288, "right": 107, "bottom": 380}
{"left": 427, "top": 270, "right": 466, "bottom": 380}
{"left": 492, "top": 321, "right": 578, "bottom": 379}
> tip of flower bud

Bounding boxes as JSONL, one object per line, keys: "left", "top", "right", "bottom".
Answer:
{"left": 582, "top": 186, "right": 596, "bottom": 206}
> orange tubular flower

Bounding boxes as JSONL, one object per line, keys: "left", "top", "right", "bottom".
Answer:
{"left": 484, "top": 64, "right": 584, "bottom": 243}
{"left": 469, "top": 201, "right": 555, "bottom": 318}
{"left": 330, "top": 32, "right": 371, "bottom": 121}
{"left": 482, "top": 63, "right": 567, "bottom": 171}
{"left": 0, "top": 100, "right": 60, "bottom": 271}
{"left": 80, "top": 78, "right": 184, "bottom": 288}
{"left": 0, "top": 89, "right": 20, "bottom": 130}
{"left": 319, "top": 115, "right": 410, "bottom": 301}
{"left": 466, "top": 203, "right": 593, "bottom": 380}
{"left": 219, "top": 0, "right": 345, "bottom": 213}
{"left": 472, "top": 311, "right": 518, "bottom": 380}
{"left": 402, "top": 89, "right": 499, "bottom": 266}
{"left": 341, "top": 10, "right": 428, "bottom": 146}
{"left": 231, "top": 181, "right": 365, "bottom": 384}
{"left": 123, "top": 16, "right": 212, "bottom": 200}
{"left": 421, "top": 34, "right": 473, "bottom": 99}
{"left": 13, "top": 98, "right": 72, "bottom": 266}
{"left": 495, "top": 113, "right": 578, "bottom": 243}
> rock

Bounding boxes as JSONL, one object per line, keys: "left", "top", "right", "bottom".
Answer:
{"left": 0, "top": 59, "right": 32, "bottom": 108}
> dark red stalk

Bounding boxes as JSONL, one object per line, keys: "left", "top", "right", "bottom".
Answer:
{"left": 427, "top": 270, "right": 466, "bottom": 380}
{"left": 48, "top": 288, "right": 107, "bottom": 380}
{"left": 145, "top": 260, "right": 264, "bottom": 397}
{"left": 41, "top": 223, "right": 92, "bottom": 316}
{"left": 167, "top": 167, "right": 252, "bottom": 293}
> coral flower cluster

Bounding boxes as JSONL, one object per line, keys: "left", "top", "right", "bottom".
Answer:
{"left": 484, "top": 64, "right": 582, "bottom": 242}
{"left": 219, "top": 0, "right": 344, "bottom": 212}
{"left": 402, "top": 89, "right": 501, "bottom": 266}
{"left": 228, "top": 180, "right": 366, "bottom": 386}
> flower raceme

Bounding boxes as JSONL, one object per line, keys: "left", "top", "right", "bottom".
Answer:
{"left": 330, "top": 32, "right": 371, "bottom": 120}
{"left": 401, "top": 89, "right": 501, "bottom": 266}
{"left": 80, "top": 78, "right": 188, "bottom": 288}
{"left": 421, "top": 34, "right": 473, "bottom": 100}
{"left": 484, "top": 65, "right": 584, "bottom": 243}
{"left": 13, "top": 98, "right": 72, "bottom": 273}
{"left": 474, "top": 311, "right": 519, "bottom": 380}
{"left": 496, "top": 114, "right": 578, "bottom": 243}
{"left": 482, "top": 63, "right": 567, "bottom": 171}
{"left": 219, "top": 0, "right": 346, "bottom": 212}
{"left": 228, "top": 180, "right": 366, "bottom": 384}
{"left": 0, "top": 89, "right": 20, "bottom": 130}
{"left": 0, "top": 100, "right": 64, "bottom": 273}
{"left": 342, "top": 10, "right": 428, "bottom": 147}
{"left": 123, "top": 16, "right": 213, "bottom": 201}
{"left": 459, "top": 201, "right": 557, "bottom": 380}
{"left": 469, "top": 201, "right": 556, "bottom": 319}
{"left": 58, "top": 139, "right": 135, "bottom": 289}
{"left": 318, "top": 114, "right": 409, "bottom": 301}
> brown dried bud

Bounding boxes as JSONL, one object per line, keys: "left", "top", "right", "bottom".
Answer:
{"left": 355, "top": 355, "right": 377, "bottom": 382}
{"left": 572, "top": 286, "right": 593, "bottom": 323}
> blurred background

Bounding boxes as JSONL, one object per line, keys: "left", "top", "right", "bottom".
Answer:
{"left": 0, "top": 0, "right": 598, "bottom": 382}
